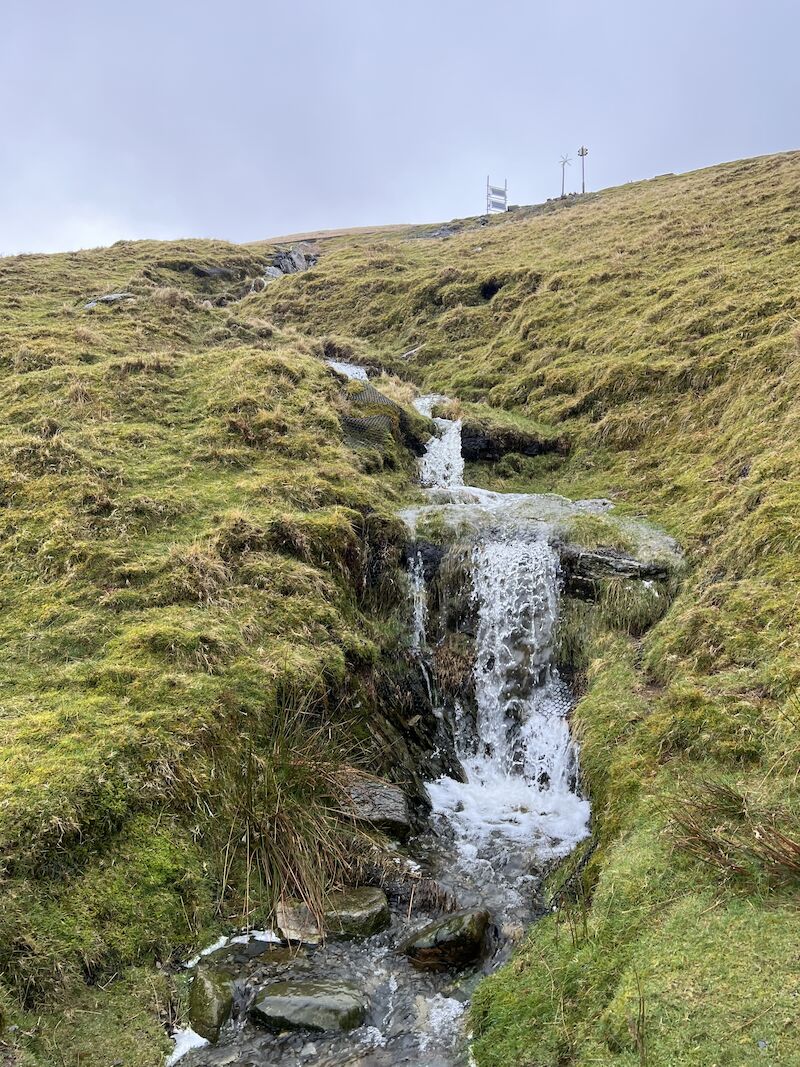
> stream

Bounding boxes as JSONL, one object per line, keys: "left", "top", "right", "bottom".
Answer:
{"left": 172, "top": 371, "right": 597, "bottom": 1066}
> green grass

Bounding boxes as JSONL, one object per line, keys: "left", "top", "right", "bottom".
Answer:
{"left": 4, "top": 151, "right": 800, "bottom": 1065}
{"left": 250, "top": 150, "right": 800, "bottom": 1066}
{"left": 0, "top": 240, "right": 426, "bottom": 1062}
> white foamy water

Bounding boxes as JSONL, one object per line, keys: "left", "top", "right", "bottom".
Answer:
{"left": 427, "top": 537, "right": 590, "bottom": 888}
{"left": 414, "top": 395, "right": 465, "bottom": 489}
{"left": 410, "top": 396, "right": 590, "bottom": 910}
{"left": 409, "top": 551, "right": 428, "bottom": 650}
{"left": 326, "top": 358, "right": 369, "bottom": 381}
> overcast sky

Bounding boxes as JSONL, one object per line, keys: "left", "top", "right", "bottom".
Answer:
{"left": 1, "top": 0, "right": 798, "bottom": 255}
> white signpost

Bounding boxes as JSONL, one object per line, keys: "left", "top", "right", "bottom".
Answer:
{"left": 486, "top": 177, "right": 507, "bottom": 214}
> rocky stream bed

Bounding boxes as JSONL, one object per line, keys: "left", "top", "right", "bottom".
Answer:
{"left": 167, "top": 364, "right": 681, "bottom": 1067}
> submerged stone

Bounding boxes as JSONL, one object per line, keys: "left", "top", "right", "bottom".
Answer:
{"left": 399, "top": 909, "right": 490, "bottom": 971}
{"left": 188, "top": 966, "right": 234, "bottom": 1042}
{"left": 249, "top": 980, "right": 368, "bottom": 1032}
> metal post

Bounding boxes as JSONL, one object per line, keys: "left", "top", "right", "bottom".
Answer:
{"left": 578, "top": 146, "right": 588, "bottom": 195}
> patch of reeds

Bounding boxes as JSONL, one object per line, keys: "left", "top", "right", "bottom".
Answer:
{"left": 670, "top": 776, "right": 800, "bottom": 887}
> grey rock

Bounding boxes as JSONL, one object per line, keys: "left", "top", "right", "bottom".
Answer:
{"left": 249, "top": 980, "right": 367, "bottom": 1032}
{"left": 559, "top": 543, "right": 671, "bottom": 582}
{"left": 189, "top": 966, "right": 233, "bottom": 1042}
{"left": 324, "top": 887, "right": 390, "bottom": 939}
{"left": 83, "top": 292, "right": 135, "bottom": 309}
{"left": 344, "top": 777, "right": 410, "bottom": 839}
{"left": 399, "top": 908, "right": 490, "bottom": 971}
{"left": 263, "top": 265, "right": 284, "bottom": 280}
{"left": 276, "top": 887, "right": 390, "bottom": 942}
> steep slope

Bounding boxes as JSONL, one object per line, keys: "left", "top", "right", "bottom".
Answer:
{"left": 0, "top": 241, "right": 430, "bottom": 1064}
{"left": 249, "top": 151, "right": 800, "bottom": 1065}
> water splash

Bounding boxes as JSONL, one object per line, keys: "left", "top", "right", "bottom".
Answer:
{"left": 426, "top": 536, "right": 589, "bottom": 912}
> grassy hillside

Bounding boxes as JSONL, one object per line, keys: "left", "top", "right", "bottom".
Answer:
{"left": 0, "top": 242, "right": 428, "bottom": 1063}
{"left": 2, "top": 151, "right": 799, "bottom": 1066}
{"left": 250, "top": 151, "right": 800, "bottom": 1065}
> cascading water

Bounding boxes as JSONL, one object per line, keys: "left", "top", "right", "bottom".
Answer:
{"left": 414, "top": 395, "right": 465, "bottom": 490}
{"left": 409, "top": 551, "right": 428, "bottom": 651}
{"left": 411, "top": 396, "right": 590, "bottom": 916}
{"left": 172, "top": 373, "right": 595, "bottom": 1067}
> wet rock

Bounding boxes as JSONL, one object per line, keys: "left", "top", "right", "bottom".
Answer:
{"left": 189, "top": 966, "right": 234, "bottom": 1042}
{"left": 249, "top": 980, "right": 368, "bottom": 1032}
{"left": 83, "top": 292, "right": 135, "bottom": 309}
{"left": 276, "top": 887, "right": 390, "bottom": 942}
{"left": 399, "top": 908, "right": 490, "bottom": 970}
{"left": 404, "top": 540, "right": 446, "bottom": 583}
{"left": 275, "top": 901, "right": 323, "bottom": 945}
{"left": 205, "top": 939, "right": 296, "bottom": 968}
{"left": 459, "top": 420, "right": 564, "bottom": 462}
{"left": 344, "top": 778, "right": 411, "bottom": 840}
{"left": 324, "top": 887, "right": 390, "bottom": 939}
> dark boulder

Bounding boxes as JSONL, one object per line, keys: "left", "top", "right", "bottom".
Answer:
{"left": 403, "top": 540, "right": 446, "bottom": 583}
{"left": 459, "top": 420, "right": 564, "bottom": 462}
{"left": 399, "top": 908, "right": 490, "bottom": 970}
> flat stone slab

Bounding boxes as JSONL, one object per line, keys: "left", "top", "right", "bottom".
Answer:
{"left": 399, "top": 908, "right": 490, "bottom": 971}
{"left": 249, "top": 980, "right": 368, "bottom": 1032}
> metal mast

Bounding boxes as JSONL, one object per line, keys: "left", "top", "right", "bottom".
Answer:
{"left": 578, "top": 145, "right": 588, "bottom": 194}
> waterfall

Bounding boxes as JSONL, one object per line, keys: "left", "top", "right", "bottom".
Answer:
{"left": 410, "top": 398, "right": 590, "bottom": 908}
{"left": 409, "top": 551, "right": 428, "bottom": 651}
{"left": 470, "top": 538, "right": 576, "bottom": 790}
{"left": 414, "top": 395, "right": 465, "bottom": 489}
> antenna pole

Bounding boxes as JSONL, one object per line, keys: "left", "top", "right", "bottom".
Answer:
{"left": 578, "top": 145, "right": 588, "bottom": 194}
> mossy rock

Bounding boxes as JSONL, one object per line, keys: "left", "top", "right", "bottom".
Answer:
{"left": 188, "top": 966, "right": 234, "bottom": 1042}
{"left": 323, "top": 886, "right": 391, "bottom": 939}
